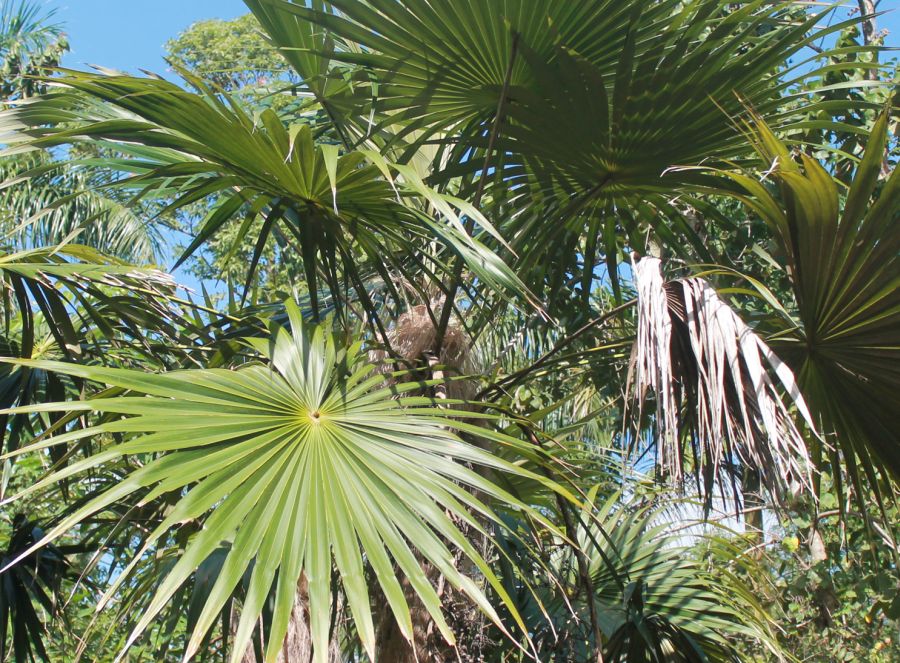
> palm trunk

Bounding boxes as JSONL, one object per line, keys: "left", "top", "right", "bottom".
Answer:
{"left": 373, "top": 356, "right": 456, "bottom": 663}
{"left": 373, "top": 555, "right": 488, "bottom": 663}
{"left": 743, "top": 468, "right": 764, "bottom": 558}
{"left": 373, "top": 575, "right": 450, "bottom": 663}
{"left": 368, "top": 309, "right": 486, "bottom": 662}
{"left": 238, "top": 577, "right": 341, "bottom": 663}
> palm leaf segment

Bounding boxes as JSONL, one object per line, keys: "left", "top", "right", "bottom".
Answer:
{"left": 262, "top": 0, "right": 871, "bottom": 190}
{"left": 0, "top": 244, "right": 175, "bottom": 363}
{"left": 1, "top": 302, "right": 546, "bottom": 663}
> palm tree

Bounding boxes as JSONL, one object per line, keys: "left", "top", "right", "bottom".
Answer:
{"left": 0, "top": 0, "right": 67, "bottom": 100}
{"left": 0, "top": 1, "right": 895, "bottom": 661}
{"left": 0, "top": 1, "right": 164, "bottom": 268}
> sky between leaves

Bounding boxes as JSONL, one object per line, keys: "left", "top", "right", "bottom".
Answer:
{"left": 53, "top": 1, "right": 899, "bottom": 76}
{"left": 55, "top": 0, "right": 247, "bottom": 74}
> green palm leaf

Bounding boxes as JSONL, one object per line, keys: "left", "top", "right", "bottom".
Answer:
{"left": 0, "top": 244, "right": 176, "bottom": 364}
{"left": 0, "top": 71, "right": 530, "bottom": 321}
{"left": 253, "top": 1, "right": 881, "bottom": 322}
{"left": 258, "top": 0, "right": 877, "bottom": 184}
{"left": 585, "top": 494, "right": 779, "bottom": 661}
{"left": 716, "top": 108, "right": 900, "bottom": 485}
{"left": 247, "top": 0, "right": 643, "bottom": 134}
{"left": 0, "top": 153, "right": 164, "bottom": 264}
{"left": 0, "top": 301, "right": 556, "bottom": 663}
{"left": 491, "top": 491, "right": 782, "bottom": 661}
{"left": 500, "top": 2, "right": 879, "bottom": 192}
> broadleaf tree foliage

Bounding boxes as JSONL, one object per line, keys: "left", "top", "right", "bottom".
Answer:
{"left": 0, "top": 1, "right": 896, "bottom": 661}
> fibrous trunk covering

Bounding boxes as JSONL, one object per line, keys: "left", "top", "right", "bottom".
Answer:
{"left": 372, "top": 301, "right": 484, "bottom": 661}
{"left": 238, "top": 577, "right": 341, "bottom": 663}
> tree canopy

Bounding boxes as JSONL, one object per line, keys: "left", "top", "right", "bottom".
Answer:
{"left": 0, "top": 1, "right": 897, "bottom": 661}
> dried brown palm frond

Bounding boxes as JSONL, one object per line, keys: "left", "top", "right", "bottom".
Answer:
{"left": 628, "top": 255, "right": 815, "bottom": 505}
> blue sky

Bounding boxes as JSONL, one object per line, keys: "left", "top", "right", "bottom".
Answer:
{"left": 46, "top": 1, "right": 251, "bottom": 288}
{"left": 53, "top": 0, "right": 249, "bottom": 74}
{"left": 50, "top": 1, "right": 898, "bottom": 75}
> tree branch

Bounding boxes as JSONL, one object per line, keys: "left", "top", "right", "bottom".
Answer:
{"left": 857, "top": 0, "right": 878, "bottom": 80}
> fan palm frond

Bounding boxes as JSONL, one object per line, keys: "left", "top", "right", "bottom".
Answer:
{"left": 0, "top": 154, "right": 165, "bottom": 264}
{"left": 491, "top": 491, "right": 782, "bottom": 661}
{"left": 717, "top": 107, "right": 900, "bottom": 487}
{"left": 587, "top": 493, "right": 780, "bottom": 662}
{"left": 0, "top": 71, "right": 531, "bottom": 325}
{"left": 0, "top": 301, "right": 560, "bottom": 663}
{"left": 250, "top": 1, "right": 883, "bottom": 328}
{"left": 257, "top": 0, "right": 880, "bottom": 185}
